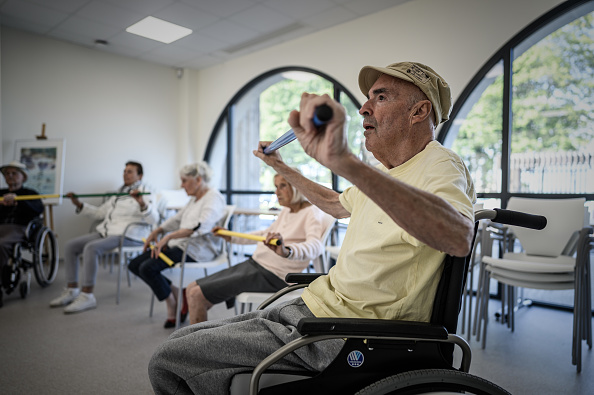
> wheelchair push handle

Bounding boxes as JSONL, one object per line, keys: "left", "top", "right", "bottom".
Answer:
{"left": 475, "top": 208, "right": 547, "bottom": 230}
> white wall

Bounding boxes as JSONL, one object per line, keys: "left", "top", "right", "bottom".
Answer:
{"left": 0, "top": 0, "right": 565, "bottom": 255}
{"left": 1, "top": 28, "right": 182, "bottom": 252}
{"left": 193, "top": 0, "right": 565, "bottom": 158}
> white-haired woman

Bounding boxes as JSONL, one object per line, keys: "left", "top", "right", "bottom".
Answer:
{"left": 186, "top": 173, "right": 331, "bottom": 325}
{"left": 128, "top": 162, "right": 225, "bottom": 328}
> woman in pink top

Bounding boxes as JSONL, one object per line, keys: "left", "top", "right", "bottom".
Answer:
{"left": 185, "top": 174, "right": 331, "bottom": 324}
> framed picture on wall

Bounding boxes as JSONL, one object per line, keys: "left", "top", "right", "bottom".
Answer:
{"left": 14, "top": 139, "right": 66, "bottom": 205}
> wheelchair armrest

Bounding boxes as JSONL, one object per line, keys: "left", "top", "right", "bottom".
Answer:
{"left": 297, "top": 317, "right": 448, "bottom": 340}
{"left": 285, "top": 273, "right": 325, "bottom": 284}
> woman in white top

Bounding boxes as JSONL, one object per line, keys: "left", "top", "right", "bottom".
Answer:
{"left": 186, "top": 173, "right": 331, "bottom": 325}
{"left": 128, "top": 162, "right": 225, "bottom": 328}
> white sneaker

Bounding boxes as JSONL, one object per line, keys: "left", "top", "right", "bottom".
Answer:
{"left": 63, "top": 292, "right": 97, "bottom": 314}
{"left": 50, "top": 288, "right": 80, "bottom": 307}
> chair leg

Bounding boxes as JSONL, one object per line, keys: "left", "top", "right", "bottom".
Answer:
{"left": 116, "top": 256, "right": 122, "bottom": 305}
{"left": 509, "top": 285, "right": 515, "bottom": 333}
{"left": 149, "top": 293, "right": 155, "bottom": 317}
{"left": 126, "top": 258, "right": 132, "bottom": 288}
{"left": 472, "top": 261, "right": 485, "bottom": 338}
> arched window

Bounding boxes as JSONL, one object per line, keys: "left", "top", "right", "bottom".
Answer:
{"left": 204, "top": 67, "right": 365, "bottom": 213}
{"left": 439, "top": 0, "right": 594, "bottom": 218}
{"left": 439, "top": 0, "right": 594, "bottom": 308}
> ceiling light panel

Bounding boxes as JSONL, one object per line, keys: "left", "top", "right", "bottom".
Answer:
{"left": 126, "top": 16, "right": 192, "bottom": 44}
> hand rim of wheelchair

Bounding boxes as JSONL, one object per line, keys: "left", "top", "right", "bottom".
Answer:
{"left": 354, "top": 368, "right": 511, "bottom": 395}
{"left": 32, "top": 225, "right": 59, "bottom": 286}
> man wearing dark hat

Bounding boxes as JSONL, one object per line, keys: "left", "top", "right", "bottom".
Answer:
{"left": 0, "top": 161, "right": 44, "bottom": 281}
{"left": 148, "top": 62, "right": 476, "bottom": 394}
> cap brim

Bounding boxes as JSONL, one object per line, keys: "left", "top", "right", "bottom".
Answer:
{"left": 358, "top": 65, "right": 415, "bottom": 96}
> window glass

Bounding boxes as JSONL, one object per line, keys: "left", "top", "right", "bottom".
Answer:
{"left": 446, "top": 62, "right": 504, "bottom": 194}
{"left": 204, "top": 68, "right": 360, "bottom": 212}
{"left": 338, "top": 91, "right": 372, "bottom": 191}
{"left": 208, "top": 119, "right": 227, "bottom": 192}
{"left": 510, "top": 10, "right": 594, "bottom": 194}
{"left": 230, "top": 71, "right": 333, "bottom": 193}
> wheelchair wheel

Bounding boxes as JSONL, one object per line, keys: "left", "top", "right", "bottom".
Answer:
{"left": 33, "top": 226, "right": 59, "bottom": 287}
{"left": 354, "top": 369, "right": 511, "bottom": 395}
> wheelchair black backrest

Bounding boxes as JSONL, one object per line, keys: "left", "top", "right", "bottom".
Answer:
{"left": 431, "top": 221, "right": 478, "bottom": 332}
{"left": 429, "top": 221, "right": 478, "bottom": 362}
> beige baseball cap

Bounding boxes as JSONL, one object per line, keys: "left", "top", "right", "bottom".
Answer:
{"left": 0, "top": 161, "right": 28, "bottom": 182}
{"left": 358, "top": 61, "right": 452, "bottom": 125}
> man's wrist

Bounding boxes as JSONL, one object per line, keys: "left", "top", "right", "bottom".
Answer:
{"left": 285, "top": 246, "right": 293, "bottom": 258}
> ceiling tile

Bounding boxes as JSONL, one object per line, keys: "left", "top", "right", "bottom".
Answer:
{"left": 152, "top": 1, "right": 220, "bottom": 31}
{"left": 102, "top": 0, "right": 175, "bottom": 15}
{"left": 228, "top": 4, "right": 295, "bottom": 34}
{"left": 262, "top": 0, "right": 336, "bottom": 20}
{"left": 50, "top": 15, "right": 121, "bottom": 39}
{"left": 0, "top": 0, "right": 69, "bottom": 28}
{"left": 179, "top": 0, "right": 257, "bottom": 18}
{"left": 27, "top": 0, "right": 90, "bottom": 13}
{"left": 76, "top": 0, "right": 144, "bottom": 28}
{"left": 0, "top": 14, "right": 54, "bottom": 34}
{"left": 198, "top": 19, "right": 260, "bottom": 46}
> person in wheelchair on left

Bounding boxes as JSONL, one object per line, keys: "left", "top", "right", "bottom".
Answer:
{"left": 0, "top": 161, "right": 44, "bottom": 286}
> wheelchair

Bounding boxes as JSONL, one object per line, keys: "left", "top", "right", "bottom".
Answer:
{"left": 0, "top": 216, "right": 59, "bottom": 306}
{"left": 229, "top": 208, "right": 547, "bottom": 395}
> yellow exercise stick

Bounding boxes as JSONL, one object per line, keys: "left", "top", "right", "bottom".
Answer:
{"left": 142, "top": 238, "right": 175, "bottom": 266}
{"left": 0, "top": 194, "right": 60, "bottom": 201}
{"left": 214, "top": 229, "right": 280, "bottom": 246}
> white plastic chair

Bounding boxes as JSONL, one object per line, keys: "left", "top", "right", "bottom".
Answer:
{"left": 234, "top": 213, "right": 336, "bottom": 313}
{"left": 476, "top": 197, "right": 592, "bottom": 372}
{"left": 149, "top": 205, "right": 236, "bottom": 328}
{"left": 114, "top": 195, "right": 169, "bottom": 304}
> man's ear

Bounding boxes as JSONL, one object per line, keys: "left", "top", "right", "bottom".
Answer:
{"left": 410, "top": 100, "right": 432, "bottom": 125}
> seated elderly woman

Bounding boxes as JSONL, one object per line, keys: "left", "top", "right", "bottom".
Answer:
{"left": 186, "top": 173, "right": 332, "bottom": 324}
{"left": 128, "top": 162, "right": 225, "bottom": 328}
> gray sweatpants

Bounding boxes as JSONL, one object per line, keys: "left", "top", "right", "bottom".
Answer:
{"left": 149, "top": 298, "right": 344, "bottom": 394}
{"left": 64, "top": 233, "right": 140, "bottom": 287}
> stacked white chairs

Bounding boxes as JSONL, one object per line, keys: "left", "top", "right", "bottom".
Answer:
{"left": 475, "top": 197, "right": 592, "bottom": 372}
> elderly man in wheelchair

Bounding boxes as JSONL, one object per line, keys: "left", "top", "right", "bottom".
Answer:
{"left": 148, "top": 62, "right": 525, "bottom": 394}
{"left": 0, "top": 161, "right": 58, "bottom": 307}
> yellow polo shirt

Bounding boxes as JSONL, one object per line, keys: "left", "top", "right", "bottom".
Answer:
{"left": 302, "top": 141, "right": 475, "bottom": 322}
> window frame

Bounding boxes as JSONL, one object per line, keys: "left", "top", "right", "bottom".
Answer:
{"left": 438, "top": 0, "right": 594, "bottom": 207}
{"left": 203, "top": 66, "right": 362, "bottom": 204}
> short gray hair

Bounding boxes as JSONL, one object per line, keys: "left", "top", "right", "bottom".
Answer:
{"left": 275, "top": 169, "right": 307, "bottom": 204}
{"left": 180, "top": 161, "right": 213, "bottom": 184}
